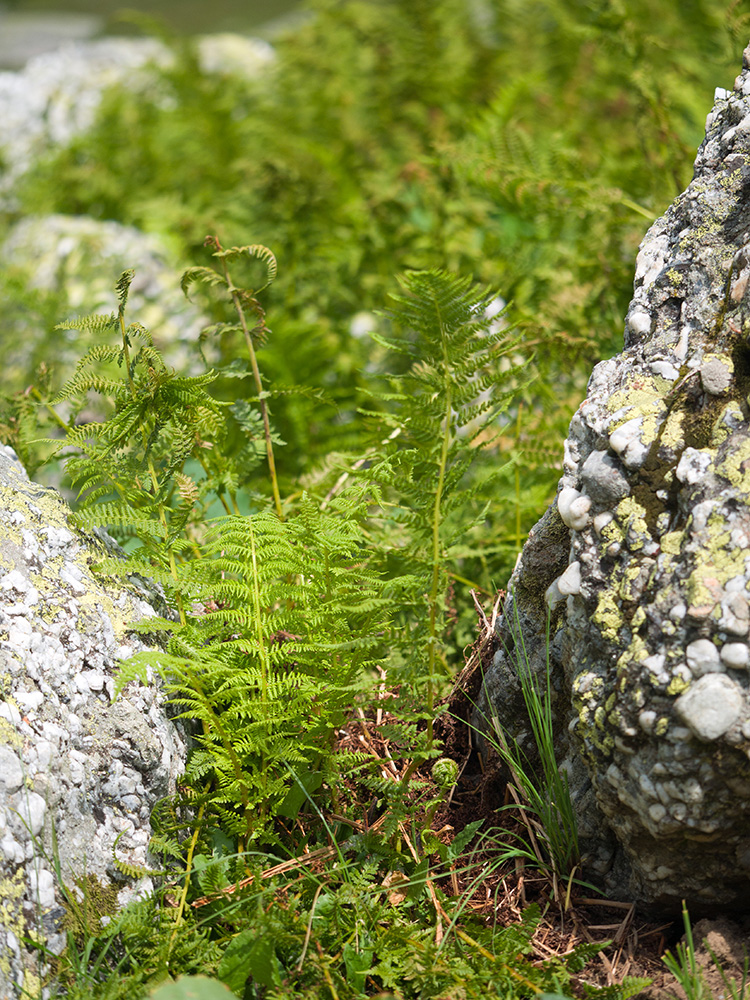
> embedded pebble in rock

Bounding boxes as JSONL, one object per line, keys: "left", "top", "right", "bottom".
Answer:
{"left": 557, "top": 561, "right": 582, "bottom": 596}
{"left": 700, "top": 356, "right": 733, "bottom": 395}
{"left": 675, "top": 675, "right": 744, "bottom": 742}
{"left": 579, "top": 451, "right": 631, "bottom": 505}
{"left": 0, "top": 446, "right": 187, "bottom": 999}
{"left": 721, "top": 643, "right": 750, "bottom": 669}
{"left": 557, "top": 487, "right": 591, "bottom": 530}
{"left": 608, "top": 415, "right": 649, "bottom": 469}
{"left": 686, "top": 639, "right": 723, "bottom": 677}
{"left": 475, "top": 42, "right": 750, "bottom": 913}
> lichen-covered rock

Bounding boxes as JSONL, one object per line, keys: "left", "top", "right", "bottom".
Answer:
{"left": 0, "top": 446, "right": 186, "bottom": 998}
{"left": 475, "top": 41, "right": 750, "bottom": 913}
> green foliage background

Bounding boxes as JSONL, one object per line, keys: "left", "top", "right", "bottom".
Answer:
{"left": 2, "top": 0, "right": 744, "bottom": 609}
{"left": 0, "top": 1, "right": 747, "bottom": 996}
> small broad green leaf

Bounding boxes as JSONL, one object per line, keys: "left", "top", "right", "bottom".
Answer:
{"left": 447, "top": 819, "right": 484, "bottom": 861}
{"left": 343, "top": 942, "right": 374, "bottom": 992}
{"left": 217, "top": 929, "right": 255, "bottom": 994}
{"left": 278, "top": 767, "right": 323, "bottom": 819}
{"left": 148, "top": 976, "right": 234, "bottom": 1000}
{"left": 406, "top": 857, "right": 430, "bottom": 900}
{"left": 246, "top": 936, "right": 281, "bottom": 989}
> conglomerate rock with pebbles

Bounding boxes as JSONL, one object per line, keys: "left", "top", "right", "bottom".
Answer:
{"left": 474, "top": 41, "right": 750, "bottom": 913}
{"left": 0, "top": 447, "right": 186, "bottom": 999}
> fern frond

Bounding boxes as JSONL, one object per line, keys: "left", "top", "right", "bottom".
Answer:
{"left": 212, "top": 243, "right": 278, "bottom": 292}
{"left": 112, "top": 830, "right": 165, "bottom": 879}
{"left": 116, "top": 269, "right": 135, "bottom": 311}
{"left": 55, "top": 313, "right": 117, "bottom": 336}
{"left": 70, "top": 503, "right": 168, "bottom": 537}
{"left": 180, "top": 266, "right": 227, "bottom": 299}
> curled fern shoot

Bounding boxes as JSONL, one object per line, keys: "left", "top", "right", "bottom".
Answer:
{"left": 182, "top": 236, "right": 284, "bottom": 520}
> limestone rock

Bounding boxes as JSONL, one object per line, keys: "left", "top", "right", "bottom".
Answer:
{"left": 475, "top": 42, "right": 750, "bottom": 913}
{"left": 0, "top": 446, "right": 187, "bottom": 998}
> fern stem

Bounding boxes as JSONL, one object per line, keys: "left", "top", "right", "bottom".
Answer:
{"left": 30, "top": 386, "right": 74, "bottom": 433}
{"left": 426, "top": 312, "right": 453, "bottom": 747}
{"left": 189, "top": 668, "right": 251, "bottom": 828}
{"left": 247, "top": 514, "right": 270, "bottom": 825}
{"left": 515, "top": 402, "right": 523, "bottom": 553}
{"left": 168, "top": 799, "right": 205, "bottom": 963}
{"left": 218, "top": 252, "right": 284, "bottom": 522}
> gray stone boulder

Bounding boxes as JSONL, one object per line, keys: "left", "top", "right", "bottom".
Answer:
{"left": 475, "top": 41, "right": 750, "bottom": 914}
{"left": 0, "top": 446, "right": 186, "bottom": 998}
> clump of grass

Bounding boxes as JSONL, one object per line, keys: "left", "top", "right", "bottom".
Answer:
{"left": 475, "top": 599, "right": 579, "bottom": 893}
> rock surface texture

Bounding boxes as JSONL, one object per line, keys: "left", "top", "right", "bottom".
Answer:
{"left": 0, "top": 447, "right": 186, "bottom": 998}
{"left": 475, "top": 43, "right": 750, "bottom": 913}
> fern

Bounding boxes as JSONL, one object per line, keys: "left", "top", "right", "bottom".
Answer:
{"left": 363, "top": 269, "right": 533, "bottom": 741}
{"left": 111, "top": 831, "right": 165, "bottom": 880}
{"left": 40, "top": 269, "right": 247, "bottom": 621}
{"left": 126, "top": 483, "right": 389, "bottom": 845}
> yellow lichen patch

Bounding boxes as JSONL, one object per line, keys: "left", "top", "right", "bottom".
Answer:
{"left": 22, "top": 972, "right": 42, "bottom": 997}
{"left": 631, "top": 606, "right": 646, "bottom": 629}
{"left": 0, "top": 871, "right": 25, "bottom": 976}
{"left": 0, "top": 484, "right": 68, "bottom": 531}
{"left": 608, "top": 708, "right": 624, "bottom": 729}
{"left": 616, "top": 496, "right": 652, "bottom": 550}
{"left": 685, "top": 568, "right": 718, "bottom": 610}
{"left": 593, "top": 589, "right": 623, "bottom": 641}
{"left": 684, "top": 512, "right": 747, "bottom": 605}
{"left": 616, "top": 634, "right": 650, "bottom": 675}
{"left": 667, "top": 675, "right": 690, "bottom": 696}
{"left": 620, "top": 564, "right": 643, "bottom": 602}
{"left": 0, "top": 718, "right": 22, "bottom": 749}
{"left": 598, "top": 518, "right": 625, "bottom": 560}
{"left": 654, "top": 717, "right": 669, "bottom": 736}
{"left": 616, "top": 496, "right": 648, "bottom": 526}
{"left": 606, "top": 373, "right": 671, "bottom": 416}
{"left": 716, "top": 437, "right": 750, "bottom": 496}
{"left": 609, "top": 398, "right": 668, "bottom": 450}
{"left": 661, "top": 409, "right": 685, "bottom": 451}
{"left": 660, "top": 532, "right": 682, "bottom": 556}
{"left": 78, "top": 590, "right": 137, "bottom": 641}
{"left": 710, "top": 402, "right": 742, "bottom": 447}
{"left": 678, "top": 216, "right": 721, "bottom": 253}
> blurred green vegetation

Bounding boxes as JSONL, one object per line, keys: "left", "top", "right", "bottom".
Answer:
{"left": 0, "top": 0, "right": 745, "bottom": 633}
